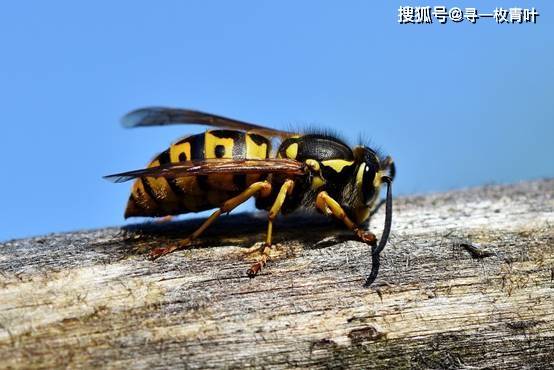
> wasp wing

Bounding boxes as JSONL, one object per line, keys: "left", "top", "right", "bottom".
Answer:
{"left": 104, "top": 158, "right": 305, "bottom": 183}
{"left": 122, "top": 107, "right": 293, "bottom": 138}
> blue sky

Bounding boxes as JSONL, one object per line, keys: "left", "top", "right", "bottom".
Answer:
{"left": 1, "top": 1, "right": 552, "bottom": 240}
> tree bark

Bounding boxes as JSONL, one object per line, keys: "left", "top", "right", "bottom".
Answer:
{"left": 0, "top": 179, "right": 553, "bottom": 369}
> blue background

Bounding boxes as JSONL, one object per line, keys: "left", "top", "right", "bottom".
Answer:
{"left": 1, "top": 1, "right": 552, "bottom": 240}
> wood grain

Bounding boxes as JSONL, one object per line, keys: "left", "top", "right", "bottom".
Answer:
{"left": 1, "top": 179, "right": 553, "bottom": 369}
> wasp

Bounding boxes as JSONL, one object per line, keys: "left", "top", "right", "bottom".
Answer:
{"left": 105, "top": 107, "right": 395, "bottom": 286}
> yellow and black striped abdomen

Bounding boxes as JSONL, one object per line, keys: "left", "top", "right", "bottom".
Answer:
{"left": 124, "top": 130, "right": 271, "bottom": 218}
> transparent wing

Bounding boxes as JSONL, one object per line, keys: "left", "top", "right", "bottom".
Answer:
{"left": 104, "top": 158, "right": 305, "bottom": 183}
{"left": 122, "top": 107, "right": 293, "bottom": 138}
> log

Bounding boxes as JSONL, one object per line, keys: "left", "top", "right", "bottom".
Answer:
{"left": 0, "top": 179, "right": 553, "bottom": 369}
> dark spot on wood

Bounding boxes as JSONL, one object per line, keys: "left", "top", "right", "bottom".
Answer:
{"left": 61, "top": 317, "right": 80, "bottom": 325}
{"left": 309, "top": 338, "right": 337, "bottom": 353}
{"left": 507, "top": 320, "right": 542, "bottom": 330}
{"left": 458, "top": 242, "right": 495, "bottom": 259}
{"left": 348, "top": 326, "right": 386, "bottom": 344}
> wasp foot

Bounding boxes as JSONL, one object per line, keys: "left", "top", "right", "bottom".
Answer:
{"left": 148, "top": 238, "right": 192, "bottom": 260}
{"left": 247, "top": 243, "right": 272, "bottom": 278}
{"left": 355, "top": 229, "right": 377, "bottom": 246}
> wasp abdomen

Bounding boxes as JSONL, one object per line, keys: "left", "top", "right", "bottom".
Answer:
{"left": 125, "top": 130, "right": 271, "bottom": 218}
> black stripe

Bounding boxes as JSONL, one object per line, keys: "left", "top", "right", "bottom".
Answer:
{"left": 210, "top": 129, "right": 243, "bottom": 140}
{"left": 192, "top": 134, "right": 208, "bottom": 191}
{"left": 191, "top": 133, "right": 205, "bottom": 160}
{"left": 166, "top": 178, "right": 186, "bottom": 197}
{"left": 248, "top": 133, "right": 269, "bottom": 146}
{"left": 157, "top": 149, "right": 170, "bottom": 164}
{"left": 141, "top": 178, "right": 160, "bottom": 204}
{"left": 155, "top": 149, "right": 187, "bottom": 198}
{"left": 174, "top": 135, "right": 190, "bottom": 145}
{"left": 195, "top": 131, "right": 207, "bottom": 189}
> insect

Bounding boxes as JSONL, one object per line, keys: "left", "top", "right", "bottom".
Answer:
{"left": 104, "top": 107, "right": 395, "bottom": 287}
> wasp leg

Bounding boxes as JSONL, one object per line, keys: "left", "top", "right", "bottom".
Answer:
{"left": 149, "top": 181, "right": 272, "bottom": 259}
{"left": 247, "top": 179, "right": 295, "bottom": 277}
{"left": 315, "top": 191, "right": 377, "bottom": 246}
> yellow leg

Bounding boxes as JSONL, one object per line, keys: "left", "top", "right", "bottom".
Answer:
{"left": 247, "top": 179, "right": 294, "bottom": 277}
{"left": 316, "top": 191, "right": 376, "bottom": 245}
{"left": 149, "top": 181, "right": 272, "bottom": 259}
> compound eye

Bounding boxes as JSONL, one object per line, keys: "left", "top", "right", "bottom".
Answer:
{"left": 362, "top": 162, "right": 377, "bottom": 204}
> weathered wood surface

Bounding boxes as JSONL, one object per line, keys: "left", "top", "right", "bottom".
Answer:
{"left": 1, "top": 179, "right": 553, "bottom": 369}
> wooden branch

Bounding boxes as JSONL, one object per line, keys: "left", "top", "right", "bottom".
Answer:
{"left": 1, "top": 179, "right": 553, "bottom": 369}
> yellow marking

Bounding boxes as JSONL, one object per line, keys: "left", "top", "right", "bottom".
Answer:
{"left": 374, "top": 170, "right": 384, "bottom": 188}
{"left": 321, "top": 159, "right": 354, "bottom": 173}
{"left": 205, "top": 132, "right": 236, "bottom": 190}
{"left": 145, "top": 159, "right": 178, "bottom": 202}
{"left": 356, "top": 163, "right": 366, "bottom": 192}
{"left": 131, "top": 178, "right": 155, "bottom": 210}
{"left": 205, "top": 131, "right": 234, "bottom": 159}
{"left": 306, "top": 159, "right": 324, "bottom": 189}
{"left": 245, "top": 135, "right": 268, "bottom": 184}
{"left": 285, "top": 143, "right": 298, "bottom": 159}
{"left": 311, "top": 176, "right": 325, "bottom": 190}
{"left": 276, "top": 136, "right": 300, "bottom": 158}
{"left": 246, "top": 134, "right": 268, "bottom": 159}
{"left": 169, "top": 142, "right": 191, "bottom": 162}
{"left": 175, "top": 177, "right": 203, "bottom": 195}
{"left": 305, "top": 159, "right": 320, "bottom": 171}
